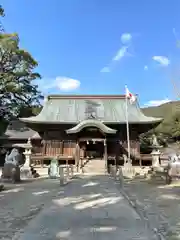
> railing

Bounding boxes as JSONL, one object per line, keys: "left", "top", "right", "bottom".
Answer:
{"left": 140, "top": 154, "right": 152, "bottom": 166}
{"left": 31, "top": 153, "right": 167, "bottom": 168}
{"left": 32, "top": 140, "right": 76, "bottom": 157}
{"left": 31, "top": 154, "right": 75, "bottom": 167}
{"left": 107, "top": 154, "right": 153, "bottom": 166}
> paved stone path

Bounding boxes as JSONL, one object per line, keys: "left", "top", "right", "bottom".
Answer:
{"left": 14, "top": 174, "right": 154, "bottom": 240}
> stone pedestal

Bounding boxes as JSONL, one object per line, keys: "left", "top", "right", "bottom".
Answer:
{"left": 151, "top": 150, "right": 161, "bottom": 168}
{"left": 2, "top": 163, "right": 20, "bottom": 183}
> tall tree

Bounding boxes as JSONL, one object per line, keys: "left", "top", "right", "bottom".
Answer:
{"left": 0, "top": 6, "right": 43, "bottom": 120}
{"left": 0, "top": 33, "right": 43, "bottom": 119}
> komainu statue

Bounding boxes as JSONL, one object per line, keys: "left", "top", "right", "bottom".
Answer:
{"left": 1, "top": 148, "right": 21, "bottom": 183}
{"left": 166, "top": 153, "right": 180, "bottom": 184}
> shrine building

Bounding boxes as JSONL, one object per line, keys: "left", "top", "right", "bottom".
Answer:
{"left": 19, "top": 94, "right": 162, "bottom": 167}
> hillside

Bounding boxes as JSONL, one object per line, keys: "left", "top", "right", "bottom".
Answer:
{"left": 141, "top": 101, "right": 180, "bottom": 118}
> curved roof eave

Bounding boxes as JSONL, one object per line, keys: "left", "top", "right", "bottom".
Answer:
{"left": 19, "top": 116, "right": 163, "bottom": 125}
{"left": 66, "top": 119, "right": 117, "bottom": 134}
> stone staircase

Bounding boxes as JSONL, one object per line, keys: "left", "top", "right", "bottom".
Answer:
{"left": 83, "top": 159, "right": 106, "bottom": 174}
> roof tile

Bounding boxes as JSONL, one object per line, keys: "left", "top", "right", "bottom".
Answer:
{"left": 20, "top": 96, "right": 162, "bottom": 124}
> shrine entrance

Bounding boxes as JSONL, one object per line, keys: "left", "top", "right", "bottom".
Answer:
{"left": 76, "top": 124, "right": 106, "bottom": 162}
{"left": 78, "top": 138, "right": 105, "bottom": 160}
{"left": 66, "top": 119, "right": 117, "bottom": 170}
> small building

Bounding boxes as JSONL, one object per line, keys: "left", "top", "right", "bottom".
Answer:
{"left": 0, "top": 120, "right": 42, "bottom": 166}
{"left": 20, "top": 95, "right": 162, "bottom": 167}
{"left": 0, "top": 120, "right": 40, "bottom": 139}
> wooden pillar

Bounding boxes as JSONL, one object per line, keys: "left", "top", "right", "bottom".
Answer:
{"left": 60, "top": 141, "right": 63, "bottom": 155}
{"left": 75, "top": 142, "right": 80, "bottom": 171}
{"left": 115, "top": 141, "right": 118, "bottom": 172}
{"left": 42, "top": 133, "right": 47, "bottom": 166}
{"left": 104, "top": 138, "right": 107, "bottom": 173}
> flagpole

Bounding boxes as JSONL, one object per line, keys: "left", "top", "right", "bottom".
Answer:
{"left": 125, "top": 91, "right": 131, "bottom": 161}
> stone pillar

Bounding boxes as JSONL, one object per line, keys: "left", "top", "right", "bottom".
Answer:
{"left": 70, "top": 165, "right": 74, "bottom": 177}
{"left": 119, "top": 167, "right": 124, "bottom": 188}
{"left": 59, "top": 166, "right": 64, "bottom": 185}
{"left": 151, "top": 150, "right": 161, "bottom": 168}
{"left": 112, "top": 165, "right": 116, "bottom": 179}
{"left": 66, "top": 164, "right": 70, "bottom": 180}
{"left": 109, "top": 164, "right": 112, "bottom": 174}
{"left": 80, "top": 157, "right": 83, "bottom": 173}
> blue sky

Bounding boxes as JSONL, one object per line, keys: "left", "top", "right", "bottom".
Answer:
{"left": 2, "top": 0, "right": 180, "bottom": 106}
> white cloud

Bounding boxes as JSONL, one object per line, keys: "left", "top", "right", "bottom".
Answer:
{"left": 152, "top": 56, "right": 170, "bottom": 66}
{"left": 144, "top": 65, "right": 148, "bottom": 70}
{"left": 55, "top": 77, "right": 80, "bottom": 91}
{"left": 100, "top": 32, "right": 132, "bottom": 73}
{"left": 144, "top": 98, "right": 171, "bottom": 107}
{"left": 121, "top": 33, "right": 132, "bottom": 44}
{"left": 36, "top": 76, "right": 80, "bottom": 92}
{"left": 113, "top": 46, "right": 128, "bottom": 61}
{"left": 100, "top": 67, "right": 110, "bottom": 73}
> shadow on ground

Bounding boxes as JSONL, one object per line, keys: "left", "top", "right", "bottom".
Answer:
{"left": 16, "top": 174, "right": 152, "bottom": 240}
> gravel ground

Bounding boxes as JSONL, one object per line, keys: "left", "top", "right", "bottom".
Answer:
{"left": 0, "top": 178, "right": 61, "bottom": 239}
{"left": 121, "top": 176, "right": 180, "bottom": 239}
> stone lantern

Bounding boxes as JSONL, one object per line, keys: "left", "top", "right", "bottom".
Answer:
{"left": 21, "top": 138, "right": 33, "bottom": 177}
{"left": 151, "top": 134, "right": 162, "bottom": 168}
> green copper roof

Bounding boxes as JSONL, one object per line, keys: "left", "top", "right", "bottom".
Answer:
{"left": 20, "top": 95, "right": 162, "bottom": 124}
{"left": 66, "top": 119, "right": 117, "bottom": 134}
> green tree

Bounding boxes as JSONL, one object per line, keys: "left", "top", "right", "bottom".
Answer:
{"left": 168, "top": 111, "right": 180, "bottom": 139}
{"left": 140, "top": 130, "right": 168, "bottom": 153}
{"left": 0, "top": 33, "right": 43, "bottom": 119}
{"left": 0, "top": 5, "right": 4, "bottom": 31}
{"left": 0, "top": 5, "right": 4, "bottom": 16}
{"left": 0, "top": 6, "right": 43, "bottom": 120}
{"left": 0, "top": 5, "right": 43, "bottom": 134}
{"left": 140, "top": 109, "right": 180, "bottom": 152}
{"left": 18, "top": 105, "right": 42, "bottom": 118}
{"left": 154, "top": 110, "right": 180, "bottom": 139}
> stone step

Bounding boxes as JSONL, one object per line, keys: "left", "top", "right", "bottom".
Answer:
{"left": 83, "top": 159, "right": 105, "bottom": 173}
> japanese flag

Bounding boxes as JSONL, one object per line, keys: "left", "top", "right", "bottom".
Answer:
{"left": 125, "top": 86, "right": 136, "bottom": 104}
